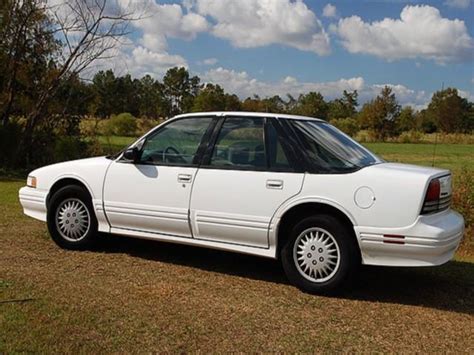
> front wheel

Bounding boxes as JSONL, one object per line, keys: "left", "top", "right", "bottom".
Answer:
{"left": 47, "top": 185, "right": 98, "bottom": 250}
{"left": 281, "top": 215, "right": 360, "bottom": 295}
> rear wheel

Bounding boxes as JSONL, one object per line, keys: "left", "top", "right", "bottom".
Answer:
{"left": 281, "top": 214, "right": 359, "bottom": 294}
{"left": 47, "top": 185, "right": 98, "bottom": 250}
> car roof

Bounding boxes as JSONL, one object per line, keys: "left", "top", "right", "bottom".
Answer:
{"left": 173, "top": 111, "right": 324, "bottom": 122}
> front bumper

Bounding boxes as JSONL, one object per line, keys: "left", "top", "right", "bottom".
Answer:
{"left": 19, "top": 186, "right": 48, "bottom": 222}
{"left": 355, "top": 209, "right": 464, "bottom": 267}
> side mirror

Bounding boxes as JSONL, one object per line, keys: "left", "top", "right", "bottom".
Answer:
{"left": 122, "top": 147, "right": 139, "bottom": 163}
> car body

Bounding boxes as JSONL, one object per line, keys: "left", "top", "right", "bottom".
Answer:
{"left": 19, "top": 112, "right": 465, "bottom": 293}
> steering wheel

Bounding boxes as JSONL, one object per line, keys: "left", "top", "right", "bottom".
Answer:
{"left": 163, "top": 146, "right": 187, "bottom": 164}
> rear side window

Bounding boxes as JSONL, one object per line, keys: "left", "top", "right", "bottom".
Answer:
{"left": 210, "top": 117, "right": 266, "bottom": 169}
{"left": 288, "top": 120, "right": 381, "bottom": 173}
{"left": 266, "top": 119, "right": 293, "bottom": 171}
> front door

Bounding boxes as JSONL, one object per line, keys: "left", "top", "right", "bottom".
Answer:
{"left": 103, "top": 116, "right": 214, "bottom": 238}
{"left": 190, "top": 116, "right": 304, "bottom": 248}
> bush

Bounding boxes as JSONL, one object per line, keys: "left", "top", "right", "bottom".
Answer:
{"left": 53, "top": 136, "right": 89, "bottom": 162}
{"left": 136, "top": 118, "right": 163, "bottom": 135}
{"left": 355, "top": 130, "right": 379, "bottom": 143}
{"left": 330, "top": 117, "right": 359, "bottom": 137}
{"left": 421, "top": 133, "right": 474, "bottom": 144}
{"left": 397, "top": 130, "right": 423, "bottom": 143}
{"left": 104, "top": 113, "right": 137, "bottom": 136}
{"left": 79, "top": 118, "right": 102, "bottom": 137}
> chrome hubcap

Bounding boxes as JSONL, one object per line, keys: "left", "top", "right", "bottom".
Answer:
{"left": 55, "top": 198, "right": 90, "bottom": 242}
{"left": 293, "top": 227, "right": 340, "bottom": 283}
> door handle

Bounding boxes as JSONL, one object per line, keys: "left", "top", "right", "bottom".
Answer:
{"left": 177, "top": 174, "right": 193, "bottom": 183}
{"left": 266, "top": 179, "right": 283, "bottom": 189}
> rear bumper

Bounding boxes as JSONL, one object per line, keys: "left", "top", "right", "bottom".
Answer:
{"left": 19, "top": 186, "right": 48, "bottom": 222}
{"left": 355, "top": 209, "right": 464, "bottom": 267}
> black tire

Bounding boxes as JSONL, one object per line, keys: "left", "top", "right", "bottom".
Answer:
{"left": 281, "top": 214, "right": 360, "bottom": 295}
{"left": 47, "top": 185, "right": 98, "bottom": 250}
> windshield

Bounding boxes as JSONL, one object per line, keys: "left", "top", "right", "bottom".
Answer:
{"left": 288, "top": 120, "right": 383, "bottom": 173}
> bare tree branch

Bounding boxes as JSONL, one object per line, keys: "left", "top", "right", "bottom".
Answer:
{"left": 22, "top": 0, "right": 146, "bottom": 156}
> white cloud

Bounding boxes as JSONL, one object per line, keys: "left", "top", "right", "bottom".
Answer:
{"left": 128, "top": 1, "right": 208, "bottom": 52}
{"left": 367, "top": 84, "right": 430, "bottom": 111}
{"left": 458, "top": 89, "right": 474, "bottom": 102}
{"left": 202, "top": 67, "right": 362, "bottom": 99}
{"left": 95, "top": 44, "right": 187, "bottom": 78}
{"left": 198, "top": 57, "right": 218, "bottom": 65}
{"left": 334, "top": 5, "right": 473, "bottom": 63}
{"left": 194, "top": 0, "right": 331, "bottom": 55}
{"left": 201, "top": 67, "right": 430, "bottom": 109}
{"left": 322, "top": 3, "right": 337, "bottom": 18}
{"left": 444, "top": 0, "right": 471, "bottom": 9}
{"left": 100, "top": 0, "right": 210, "bottom": 78}
{"left": 127, "top": 46, "right": 187, "bottom": 75}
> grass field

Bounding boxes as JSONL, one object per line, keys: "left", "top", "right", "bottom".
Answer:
{"left": 1, "top": 141, "right": 473, "bottom": 352}
{"left": 365, "top": 143, "right": 474, "bottom": 172}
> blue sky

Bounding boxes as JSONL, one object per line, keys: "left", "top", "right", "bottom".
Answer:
{"left": 107, "top": 0, "right": 474, "bottom": 108}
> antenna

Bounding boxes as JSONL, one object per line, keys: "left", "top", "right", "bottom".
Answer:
{"left": 431, "top": 82, "right": 444, "bottom": 167}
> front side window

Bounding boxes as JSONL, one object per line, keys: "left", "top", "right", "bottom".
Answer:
{"left": 289, "top": 120, "right": 382, "bottom": 173}
{"left": 210, "top": 117, "right": 266, "bottom": 169}
{"left": 139, "top": 117, "right": 212, "bottom": 165}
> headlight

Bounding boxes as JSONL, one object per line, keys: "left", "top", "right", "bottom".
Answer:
{"left": 27, "top": 176, "right": 37, "bottom": 188}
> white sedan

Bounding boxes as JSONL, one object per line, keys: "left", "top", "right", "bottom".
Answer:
{"left": 19, "top": 112, "right": 465, "bottom": 294}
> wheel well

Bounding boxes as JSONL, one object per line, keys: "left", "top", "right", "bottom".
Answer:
{"left": 276, "top": 202, "right": 357, "bottom": 256}
{"left": 46, "top": 178, "right": 92, "bottom": 208}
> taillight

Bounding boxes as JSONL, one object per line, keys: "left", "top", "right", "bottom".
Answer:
{"left": 421, "top": 177, "right": 451, "bottom": 214}
{"left": 425, "top": 179, "right": 440, "bottom": 202}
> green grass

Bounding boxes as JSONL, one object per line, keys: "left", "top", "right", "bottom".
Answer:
{"left": 364, "top": 143, "right": 474, "bottom": 172}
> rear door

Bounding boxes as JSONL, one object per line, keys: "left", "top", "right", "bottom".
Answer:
{"left": 189, "top": 116, "right": 304, "bottom": 248}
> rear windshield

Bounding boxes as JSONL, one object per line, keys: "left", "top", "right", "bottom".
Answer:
{"left": 288, "top": 120, "right": 382, "bottom": 173}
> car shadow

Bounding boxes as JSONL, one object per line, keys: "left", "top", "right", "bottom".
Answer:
{"left": 96, "top": 235, "right": 474, "bottom": 316}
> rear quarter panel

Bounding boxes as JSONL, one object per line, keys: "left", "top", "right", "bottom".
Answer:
{"left": 277, "top": 163, "right": 449, "bottom": 229}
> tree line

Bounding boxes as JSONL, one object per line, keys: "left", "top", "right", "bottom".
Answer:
{"left": 1, "top": 0, "right": 473, "bottom": 169}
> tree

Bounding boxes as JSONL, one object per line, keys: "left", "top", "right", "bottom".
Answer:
{"left": 115, "top": 74, "right": 139, "bottom": 116}
{"left": 358, "top": 86, "right": 400, "bottom": 140}
{"left": 241, "top": 95, "right": 266, "bottom": 112}
{"left": 224, "top": 93, "right": 241, "bottom": 111}
{"left": 293, "top": 92, "right": 328, "bottom": 119}
{"left": 137, "top": 75, "right": 167, "bottom": 119}
{"left": 330, "top": 117, "right": 359, "bottom": 136}
{"left": 424, "top": 88, "right": 471, "bottom": 133}
{"left": 20, "top": 0, "right": 140, "bottom": 163}
{"left": 192, "top": 83, "right": 226, "bottom": 112}
{"left": 92, "top": 70, "right": 117, "bottom": 118}
{"left": 163, "top": 67, "right": 200, "bottom": 116}
{"left": 327, "top": 90, "right": 358, "bottom": 120}
{"left": 397, "top": 106, "right": 416, "bottom": 133}
{"left": 0, "top": 0, "right": 58, "bottom": 126}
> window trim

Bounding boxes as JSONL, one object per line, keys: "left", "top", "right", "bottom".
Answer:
{"left": 117, "top": 116, "right": 218, "bottom": 168}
